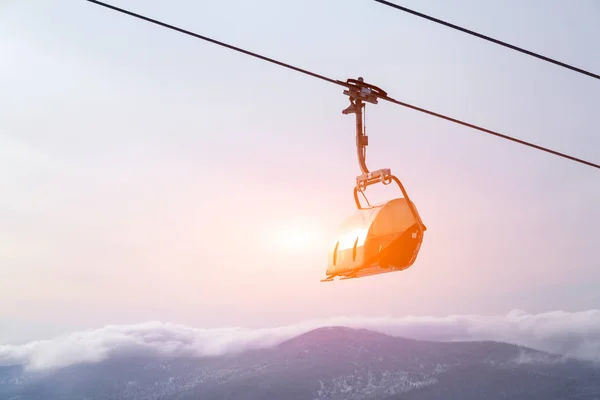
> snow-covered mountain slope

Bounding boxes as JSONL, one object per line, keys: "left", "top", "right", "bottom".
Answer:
{"left": 1, "top": 326, "right": 599, "bottom": 400}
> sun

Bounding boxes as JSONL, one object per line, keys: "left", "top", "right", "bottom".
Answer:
{"left": 271, "top": 227, "right": 318, "bottom": 251}
{"left": 260, "top": 219, "right": 330, "bottom": 254}
{"left": 275, "top": 228, "right": 317, "bottom": 251}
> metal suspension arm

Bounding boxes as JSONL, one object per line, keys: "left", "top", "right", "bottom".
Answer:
{"left": 341, "top": 77, "right": 385, "bottom": 175}
{"left": 355, "top": 99, "right": 368, "bottom": 174}
{"left": 343, "top": 95, "right": 368, "bottom": 174}
{"left": 341, "top": 77, "right": 395, "bottom": 193}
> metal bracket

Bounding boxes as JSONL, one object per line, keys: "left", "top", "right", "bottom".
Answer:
{"left": 339, "top": 77, "right": 387, "bottom": 105}
{"left": 356, "top": 168, "right": 393, "bottom": 191}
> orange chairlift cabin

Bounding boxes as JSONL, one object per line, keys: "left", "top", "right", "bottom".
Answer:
{"left": 322, "top": 78, "right": 427, "bottom": 282}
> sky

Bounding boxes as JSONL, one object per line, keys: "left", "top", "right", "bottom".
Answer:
{"left": 1, "top": 0, "right": 599, "bottom": 344}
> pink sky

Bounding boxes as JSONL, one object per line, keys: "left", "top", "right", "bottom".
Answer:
{"left": 1, "top": 0, "right": 599, "bottom": 341}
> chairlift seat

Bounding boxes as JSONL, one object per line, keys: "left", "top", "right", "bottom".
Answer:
{"left": 325, "top": 197, "right": 425, "bottom": 280}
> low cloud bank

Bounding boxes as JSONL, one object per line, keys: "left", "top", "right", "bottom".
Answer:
{"left": 1, "top": 309, "right": 599, "bottom": 371}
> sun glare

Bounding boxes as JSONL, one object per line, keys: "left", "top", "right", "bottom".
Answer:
{"left": 261, "top": 219, "right": 331, "bottom": 254}
{"left": 278, "top": 229, "right": 315, "bottom": 251}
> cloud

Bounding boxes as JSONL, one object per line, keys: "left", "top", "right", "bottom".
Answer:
{"left": 1, "top": 309, "right": 600, "bottom": 371}
{"left": 512, "top": 348, "right": 566, "bottom": 365}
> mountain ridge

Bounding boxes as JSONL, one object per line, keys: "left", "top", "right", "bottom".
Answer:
{"left": 1, "top": 326, "right": 598, "bottom": 400}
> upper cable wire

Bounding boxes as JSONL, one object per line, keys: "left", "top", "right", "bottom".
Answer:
{"left": 85, "top": 0, "right": 344, "bottom": 88}
{"left": 86, "top": 0, "right": 600, "bottom": 171}
{"left": 372, "top": 0, "right": 600, "bottom": 81}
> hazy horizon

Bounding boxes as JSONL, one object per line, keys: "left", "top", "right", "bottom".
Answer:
{"left": 2, "top": 309, "right": 600, "bottom": 372}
